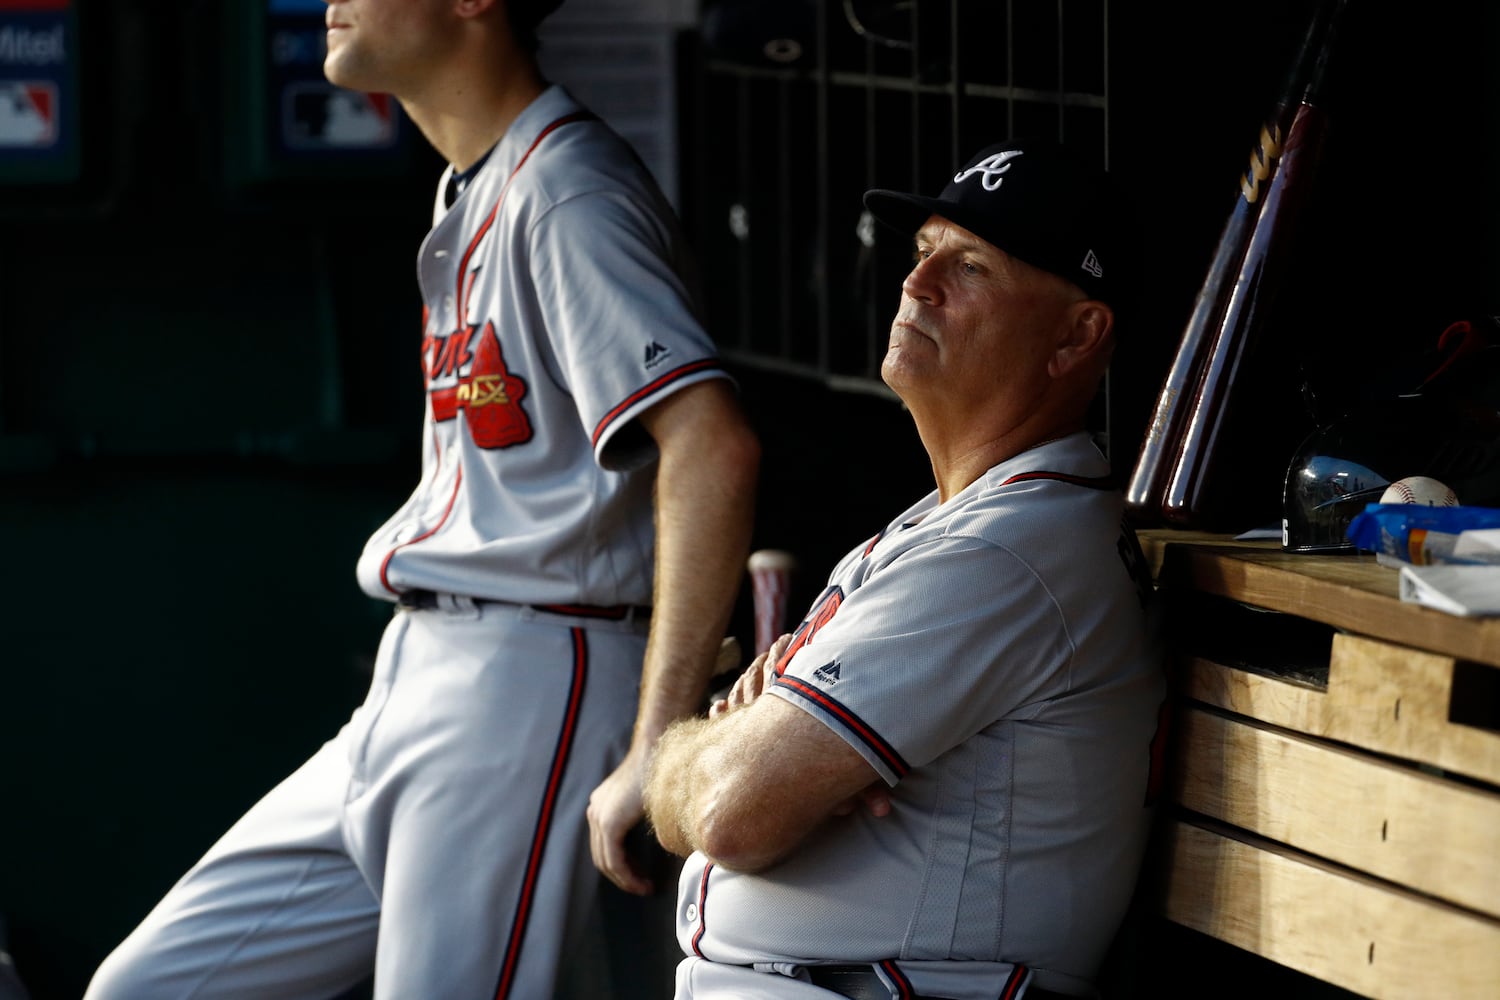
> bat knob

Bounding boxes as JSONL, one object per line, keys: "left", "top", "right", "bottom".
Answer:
{"left": 747, "top": 548, "right": 797, "bottom": 656}
{"left": 748, "top": 549, "right": 797, "bottom": 574}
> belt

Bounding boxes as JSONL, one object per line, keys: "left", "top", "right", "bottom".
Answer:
{"left": 396, "top": 589, "right": 650, "bottom": 622}
{"left": 806, "top": 964, "right": 1077, "bottom": 1000}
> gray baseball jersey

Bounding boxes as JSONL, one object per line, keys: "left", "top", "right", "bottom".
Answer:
{"left": 86, "top": 86, "right": 730, "bottom": 1000}
{"left": 674, "top": 433, "right": 1166, "bottom": 1000}
{"left": 356, "top": 83, "right": 728, "bottom": 608}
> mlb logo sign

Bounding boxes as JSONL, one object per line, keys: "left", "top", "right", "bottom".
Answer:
{"left": 282, "top": 82, "right": 398, "bottom": 151}
{"left": 0, "top": 79, "right": 56, "bottom": 147}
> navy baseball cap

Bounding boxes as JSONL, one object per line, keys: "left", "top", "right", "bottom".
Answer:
{"left": 863, "top": 138, "right": 1127, "bottom": 307}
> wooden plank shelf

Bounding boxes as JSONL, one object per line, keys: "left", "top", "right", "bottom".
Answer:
{"left": 1139, "top": 530, "right": 1500, "bottom": 998}
{"left": 1139, "top": 529, "right": 1500, "bottom": 669}
{"left": 1183, "top": 632, "right": 1500, "bottom": 787}
{"left": 1170, "top": 706, "right": 1500, "bottom": 917}
{"left": 1158, "top": 819, "right": 1500, "bottom": 1000}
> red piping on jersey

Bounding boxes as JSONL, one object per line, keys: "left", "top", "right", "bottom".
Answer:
{"left": 999, "top": 963, "right": 1031, "bottom": 1000}
{"left": 379, "top": 464, "right": 464, "bottom": 596}
{"left": 999, "top": 470, "right": 1116, "bottom": 490}
{"left": 387, "top": 112, "right": 593, "bottom": 596}
{"left": 492, "top": 627, "right": 589, "bottom": 1000}
{"left": 454, "top": 110, "right": 596, "bottom": 324}
{"left": 691, "top": 862, "right": 713, "bottom": 957}
{"left": 877, "top": 959, "right": 917, "bottom": 998}
{"left": 775, "top": 675, "right": 909, "bottom": 779}
{"left": 768, "top": 473, "right": 1112, "bottom": 781}
{"left": 857, "top": 470, "right": 1113, "bottom": 566}
{"left": 591, "top": 358, "right": 723, "bottom": 448}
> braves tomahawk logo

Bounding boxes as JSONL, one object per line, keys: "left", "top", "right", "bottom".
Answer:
{"left": 954, "top": 149, "right": 1023, "bottom": 190}
{"left": 424, "top": 319, "right": 533, "bottom": 449}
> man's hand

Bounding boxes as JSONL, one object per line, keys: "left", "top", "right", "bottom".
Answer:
{"left": 587, "top": 750, "right": 653, "bottom": 896}
{"left": 705, "top": 632, "right": 893, "bottom": 819}
{"left": 589, "top": 638, "right": 748, "bottom": 893}
{"left": 830, "top": 782, "right": 893, "bottom": 818}
{"left": 708, "top": 632, "right": 792, "bottom": 719}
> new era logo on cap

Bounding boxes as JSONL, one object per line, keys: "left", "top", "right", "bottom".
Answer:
{"left": 1082, "top": 249, "right": 1103, "bottom": 279}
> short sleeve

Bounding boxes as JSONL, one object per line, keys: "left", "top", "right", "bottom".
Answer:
{"left": 526, "top": 191, "right": 728, "bottom": 469}
{"left": 767, "top": 535, "right": 1073, "bottom": 785}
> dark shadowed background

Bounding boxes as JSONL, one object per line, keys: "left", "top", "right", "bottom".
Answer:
{"left": 1, "top": 1, "right": 1493, "bottom": 997}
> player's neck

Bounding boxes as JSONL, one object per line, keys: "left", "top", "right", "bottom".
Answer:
{"left": 400, "top": 55, "right": 547, "bottom": 173}
{"left": 918, "top": 409, "right": 1084, "bottom": 503}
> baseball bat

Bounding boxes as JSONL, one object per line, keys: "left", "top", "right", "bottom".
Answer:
{"left": 1123, "top": 0, "right": 1342, "bottom": 522}
{"left": 747, "top": 548, "right": 797, "bottom": 656}
{"left": 1160, "top": 0, "right": 1348, "bottom": 525}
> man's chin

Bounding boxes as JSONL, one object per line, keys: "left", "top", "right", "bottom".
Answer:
{"left": 879, "top": 352, "right": 922, "bottom": 397}
{"left": 322, "top": 58, "right": 367, "bottom": 94}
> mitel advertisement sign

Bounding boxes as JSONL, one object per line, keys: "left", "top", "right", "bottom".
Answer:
{"left": 0, "top": 0, "right": 78, "bottom": 182}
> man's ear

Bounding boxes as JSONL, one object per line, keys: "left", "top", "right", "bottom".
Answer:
{"left": 456, "top": 0, "right": 499, "bottom": 18}
{"left": 1048, "top": 300, "right": 1114, "bottom": 378}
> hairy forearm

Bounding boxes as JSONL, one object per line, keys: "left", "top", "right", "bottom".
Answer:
{"left": 586, "top": 382, "right": 758, "bottom": 894}
{"left": 644, "top": 694, "right": 878, "bottom": 873}
{"left": 644, "top": 712, "right": 790, "bottom": 870}
{"left": 641, "top": 715, "right": 714, "bottom": 859}
{"left": 632, "top": 397, "right": 759, "bottom": 750}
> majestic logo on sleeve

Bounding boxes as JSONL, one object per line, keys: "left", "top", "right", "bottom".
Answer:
{"left": 424, "top": 320, "right": 533, "bottom": 449}
{"left": 643, "top": 340, "right": 671, "bottom": 369}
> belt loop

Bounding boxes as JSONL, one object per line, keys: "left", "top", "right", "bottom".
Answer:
{"left": 397, "top": 590, "right": 483, "bottom": 620}
{"left": 437, "top": 593, "right": 481, "bottom": 620}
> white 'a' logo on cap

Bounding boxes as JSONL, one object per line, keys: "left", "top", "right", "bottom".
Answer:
{"left": 954, "top": 149, "right": 1024, "bottom": 191}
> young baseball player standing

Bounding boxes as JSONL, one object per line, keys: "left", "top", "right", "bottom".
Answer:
{"left": 86, "top": 1, "right": 759, "bottom": 998}
{"left": 644, "top": 139, "right": 1166, "bottom": 1000}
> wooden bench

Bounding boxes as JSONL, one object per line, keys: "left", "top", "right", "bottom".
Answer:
{"left": 1136, "top": 530, "right": 1500, "bottom": 999}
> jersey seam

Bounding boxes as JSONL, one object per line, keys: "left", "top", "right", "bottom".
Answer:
{"left": 931, "top": 528, "right": 1079, "bottom": 697}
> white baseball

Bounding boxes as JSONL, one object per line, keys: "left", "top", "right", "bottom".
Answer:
{"left": 1379, "top": 476, "right": 1459, "bottom": 507}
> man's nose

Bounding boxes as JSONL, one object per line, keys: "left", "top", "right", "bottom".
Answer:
{"left": 902, "top": 257, "right": 942, "bottom": 305}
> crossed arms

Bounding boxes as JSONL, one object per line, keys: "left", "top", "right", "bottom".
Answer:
{"left": 643, "top": 633, "right": 888, "bottom": 873}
